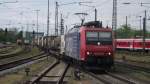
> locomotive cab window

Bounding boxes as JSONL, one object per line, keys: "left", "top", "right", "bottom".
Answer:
{"left": 86, "top": 31, "right": 112, "bottom": 45}
{"left": 86, "top": 32, "right": 99, "bottom": 41}
{"left": 99, "top": 32, "right": 111, "bottom": 38}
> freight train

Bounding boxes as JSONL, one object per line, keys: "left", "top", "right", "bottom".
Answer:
{"left": 35, "top": 21, "right": 115, "bottom": 70}
{"left": 116, "top": 39, "right": 150, "bottom": 52}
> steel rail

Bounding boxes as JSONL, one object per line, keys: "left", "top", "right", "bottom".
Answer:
{"left": 115, "top": 61, "right": 150, "bottom": 73}
{"left": 81, "top": 67, "right": 136, "bottom": 84}
{"left": 30, "top": 61, "right": 60, "bottom": 84}
{"left": 85, "top": 71, "right": 111, "bottom": 84}
{"left": 106, "top": 72, "right": 136, "bottom": 84}
{"left": 57, "top": 64, "right": 70, "bottom": 84}
{"left": 0, "top": 53, "right": 46, "bottom": 71}
{"left": 0, "top": 47, "right": 24, "bottom": 59}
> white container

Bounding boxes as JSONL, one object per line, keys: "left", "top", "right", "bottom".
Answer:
{"left": 60, "top": 35, "right": 65, "bottom": 55}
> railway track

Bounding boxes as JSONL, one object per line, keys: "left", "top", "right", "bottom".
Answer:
{"left": 0, "top": 47, "right": 23, "bottom": 60}
{"left": 0, "top": 45, "right": 15, "bottom": 52}
{"left": 85, "top": 70, "right": 137, "bottom": 84}
{"left": 30, "top": 61, "right": 70, "bottom": 84}
{"left": 0, "top": 45, "right": 14, "bottom": 48}
{"left": 115, "top": 60, "right": 150, "bottom": 73}
{"left": 0, "top": 46, "right": 14, "bottom": 54}
{"left": 45, "top": 50, "right": 139, "bottom": 84}
{"left": 49, "top": 50, "right": 134, "bottom": 84}
{"left": 40, "top": 50, "right": 148, "bottom": 84}
{"left": 0, "top": 52, "right": 47, "bottom": 71}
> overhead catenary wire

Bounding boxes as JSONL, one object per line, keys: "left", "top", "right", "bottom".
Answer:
{"left": 83, "top": 0, "right": 111, "bottom": 13}
{"left": 0, "top": 2, "right": 47, "bottom": 33}
{"left": 1, "top": 4, "right": 35, "bottom": 24}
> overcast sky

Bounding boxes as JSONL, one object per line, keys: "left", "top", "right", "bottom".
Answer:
{"left": 0, "top": 0, "right": 149, "bottom": 35}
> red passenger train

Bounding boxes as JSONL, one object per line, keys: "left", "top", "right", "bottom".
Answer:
{"left": 64, "top": 21, "right": 114, "bottom": 69}
{"left": 116, "top": 39, "right": 150, "bottom": 51}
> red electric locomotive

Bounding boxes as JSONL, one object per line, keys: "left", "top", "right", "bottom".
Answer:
{"left": 65, "top": 21, "right": 114, "bottom": 69}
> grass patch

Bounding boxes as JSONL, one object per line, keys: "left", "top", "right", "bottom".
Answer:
{"left": 0, "top": 74, "right": 24, "bottom": 84}
{"left": 115, "top": 51, "right": 150, "bottom": 63}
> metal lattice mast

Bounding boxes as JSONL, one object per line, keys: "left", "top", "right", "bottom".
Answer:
{"left": 46, "top": 0, "right": 50, "bottom": 50}
{"left": 60, "top": 14, "right": 64, "bottom": 35}
{"left": 95, "top": 8, "right": 97, "bottom": 21}
{"left": 112, "top": 0, "right": 117, "bottom": 37}
{"left": 55, "top": 2, "right": 58, "bottom": 36}
{"left": 47, "top": 0, "right": 50, "bottom": 37}
{"left": 143, "top": 10, "right": 147, "bottom": 52}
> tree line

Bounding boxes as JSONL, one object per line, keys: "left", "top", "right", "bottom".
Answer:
{"left": 0, "top": 25, "right": 150, "bottom": 43}
{"left": 0, "top": 28, "right": 22, "bottom": 43}
{"left": 116, "top": 25, "right": 150, "bottom": 38}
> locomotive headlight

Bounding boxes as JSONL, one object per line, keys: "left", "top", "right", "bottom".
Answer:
{"left": 87, "top": 52, "right": 90, "bottom": 55}
{"left": 108, "top": 52, "right": 111, "bottom": 55}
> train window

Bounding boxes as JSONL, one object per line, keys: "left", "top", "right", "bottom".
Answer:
{"left": 86, "top": 32, "right": 98, "bottom": 38}
{"left": 86, "top": 32, "right": 98, "bottom": 41}
{"left": 128, "top": 42, "right": 130, "bottom": 45}
{"left": 99, "top": 32, "right": 111, "bottom": 38}
{"left": 86, "top": 31, "right": 112, "bottom": 45}
{"left": 140, "top": 42, "right": 142, "bottom": 46}
{"left": 146, "top": 42, "right": 150, "bottom": 46}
